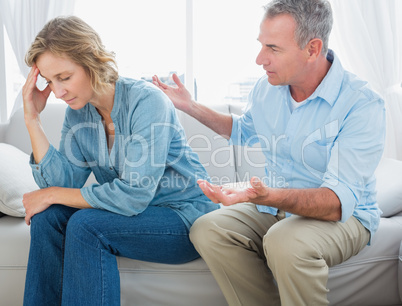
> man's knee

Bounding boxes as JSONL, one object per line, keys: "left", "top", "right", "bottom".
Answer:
{"left": 263, "top": 216, "right": 331, "bottom": 273}
{"left": 189, "top": 212, "right": 217, "bottom": 250}
{"left": 263, "top": 218, "right": 307, "bottom": 266}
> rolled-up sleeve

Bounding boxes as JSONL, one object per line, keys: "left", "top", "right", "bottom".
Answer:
{"left": 321, "top": 97, "right": 386, "bottom": 223}
{"left": 30, "top": 121, "right": 92, "bottom": 189}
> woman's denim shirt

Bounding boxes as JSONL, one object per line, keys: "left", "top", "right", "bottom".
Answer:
{"left": 30, "top": 77, "right": 219, "bottom": 229}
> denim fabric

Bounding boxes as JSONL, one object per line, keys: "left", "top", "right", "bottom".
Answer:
{"left": 30, "top": 77, "right": 219, "bottom": 229}
{"left": 24, "top": 205, "right": 199, "bottom": 306}
{"left": 230, "top": 50, "right": 386, "bottom": 241}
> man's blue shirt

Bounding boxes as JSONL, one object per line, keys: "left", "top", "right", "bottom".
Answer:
{"left": 30, "top": 77, "right": 219, "bottom": 230}
{"left": 230, "top": 50, "right": 386, "bottom": 240}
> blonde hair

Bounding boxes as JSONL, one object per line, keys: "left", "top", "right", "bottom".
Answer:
{"left": 25, "top": 16, "right": 118, "bottom": 95}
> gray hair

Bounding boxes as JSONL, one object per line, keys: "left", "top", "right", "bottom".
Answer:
{"left": 264, "top": 0, "right": 333, "bottom": 55}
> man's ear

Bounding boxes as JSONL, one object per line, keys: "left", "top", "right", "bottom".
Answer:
{"left": 306, "top": 38, "right": 323, "bottom": 60}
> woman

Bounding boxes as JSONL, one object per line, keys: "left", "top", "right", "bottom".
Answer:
{"left": 22, "top": 16, "right": 219, "bottom": 306}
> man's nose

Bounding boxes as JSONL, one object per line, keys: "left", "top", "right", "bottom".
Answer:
{"left": 256, "top": 48, "right": 269, "bottom": 66}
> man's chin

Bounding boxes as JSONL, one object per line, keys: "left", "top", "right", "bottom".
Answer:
{"left": 267, "top": 77, "right": 279, "bottom": 86}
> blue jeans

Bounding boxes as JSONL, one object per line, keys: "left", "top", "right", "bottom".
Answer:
{"left": 23, "top": 205, "right": 199, "bottom": 306}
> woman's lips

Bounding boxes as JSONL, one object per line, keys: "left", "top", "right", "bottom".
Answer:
{"left": 64, "top": 97, "right": 76, "bottom": 104}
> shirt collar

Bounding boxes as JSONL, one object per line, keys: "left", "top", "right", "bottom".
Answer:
{"left": 308, "top": 49, "right": 345, "bottom": 106}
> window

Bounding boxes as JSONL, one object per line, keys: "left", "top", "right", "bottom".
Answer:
{"left": 0, "top": 0, "right": 270, "bottom": 122}
{"left": 3, "top": 26, "right": 25, "bottom": 119}
{"left": 75, "top": 0, "right": 267, "bottom": 105}
{"left": 193, "top": 0, "right": 268, "bottom": 105}
{"left": 74, "top": 0, "right": 186, "bottom": 86}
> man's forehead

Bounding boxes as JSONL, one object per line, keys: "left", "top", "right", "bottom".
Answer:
{"left": 258, "top": 15, "right": 296, "bottom": 41}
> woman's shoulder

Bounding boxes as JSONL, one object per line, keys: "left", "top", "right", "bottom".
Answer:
{"left": 118, "top": 76, "right": 164, "bottom": 98}
{"left": 117, "top": 76, "right": 173, "bottom": 112}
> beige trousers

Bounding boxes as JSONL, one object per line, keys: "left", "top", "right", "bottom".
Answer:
{"left": 190, "top": 203, "right": 369, "bottom": 306}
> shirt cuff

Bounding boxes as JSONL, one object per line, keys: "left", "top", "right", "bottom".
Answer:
{"left": 29, "top": 145, "right": 57, "bottom": 188}
{"left": 321, "top": 178, "right": 356, "bottom": 223}
{"left": 80, "top": 186, "right": 99, "bottom": 209}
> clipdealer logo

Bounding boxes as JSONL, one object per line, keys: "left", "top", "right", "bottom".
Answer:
{"left": 61, "top": 119, "right": 340, "bottom": 187}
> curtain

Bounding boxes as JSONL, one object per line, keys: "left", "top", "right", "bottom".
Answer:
{"left": 330, "top": 0, "right": 402, "bottom": 160}
{"left": 0, "top": 0, "right": 75, "bottom": 118}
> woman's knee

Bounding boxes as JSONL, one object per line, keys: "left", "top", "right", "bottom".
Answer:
{"left": 30, "top": 205, "right": 77, "bottom": 232}
{"left": 65, "top": 209, "right": 102, "bottom": 248}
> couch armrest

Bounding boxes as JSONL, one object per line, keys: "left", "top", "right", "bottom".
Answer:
{"left": 3, "top": 103, "right": 67, "bottom": 154}
{"left": 399, "top": 240, "right": 402, "bottom": 301}
{"left": 0, "top": 121, "right": 8, "bottom": 142}
{"left": 375, "top": 158, "right": 402, "bottom": 217}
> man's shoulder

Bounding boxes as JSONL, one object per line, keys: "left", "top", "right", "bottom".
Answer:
{"left": 342, "top": 71, "right": 382, "bottom": 102}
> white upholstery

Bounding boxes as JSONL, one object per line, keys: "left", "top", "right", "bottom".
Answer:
{"left": 399, "top": 240, "right": 402, "bottom": 302}
{"left": 0, "top": 217, "right": 30, "bottom": 306}
{"left": 328, "top": 216, "right": 402, "bottom": 305}
{"left": 176, "top": 107, "right": 237, "bottom": 184}
{"left": 0, "top": 102, "right": 401, "bottom": 306}
{"left": 2, "top": 103, "right": 67, "bottom": 154}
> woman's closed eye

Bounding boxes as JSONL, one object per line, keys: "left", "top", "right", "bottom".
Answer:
{"left": 46, "top": 77, "right": 70, "bottom": 85}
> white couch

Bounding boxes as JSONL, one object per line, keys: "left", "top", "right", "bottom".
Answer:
{"left": 0, "top": 102, "right": 401, "bottom": 306}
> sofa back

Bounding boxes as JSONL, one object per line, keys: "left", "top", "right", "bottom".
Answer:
{"left": 176, "top": 106, "right": 237, "bottom": 184}
{"left": 1, "top": 103, "right": 67, "bottom": 154}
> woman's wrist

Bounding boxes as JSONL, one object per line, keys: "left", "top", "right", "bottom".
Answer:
{"left": 24, "top": 118, "right": 42, "bottom": 137}
{"left": 24, "top": 113, "right": 41, "bottom": 127}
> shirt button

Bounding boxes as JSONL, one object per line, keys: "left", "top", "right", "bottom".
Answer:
{"left": 287, "top": 159, "right": 291, "bottom": 163}
{"left": 109, "top": 167, "right": 113, "bottom": 170}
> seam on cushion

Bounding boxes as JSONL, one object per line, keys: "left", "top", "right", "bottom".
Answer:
{"left": 331, "top": 255, "right": 399, "bottom": 269}
{"left": 118, "top": 269, "right": 212, "bottom": 275}
{"left": 0, "top": 266, "right": 27, "bottom": 270}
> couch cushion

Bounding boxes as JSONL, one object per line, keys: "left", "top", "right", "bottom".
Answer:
{"left": 375, "top": 158, "right": 402, "bottom": 217}
{"left": 328, "top": 215, "right": 402, "bottom": 305}
{"left": 177, "top": 104, "right": 237, "bottom": 184}
{"left": 399, "top": 239, "right": 402, "bottom": 301}
{"left": 0, "top": 216, "right": 30, "bottom": 306}
{"left": 118, "top": 256, "right": 226, "bottom": 306}
{"left": 0, "top": 216, "right": 30, "bottom": 266}
{"left": 0, "top": 143, "right": 39, "bottom": 217}
{"left": 3, "top": 103, "right": 67, "bottom": 154}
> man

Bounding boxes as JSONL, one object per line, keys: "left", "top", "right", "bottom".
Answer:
{"left": 152, "top": 0, "right": 385, "bottom": 304}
